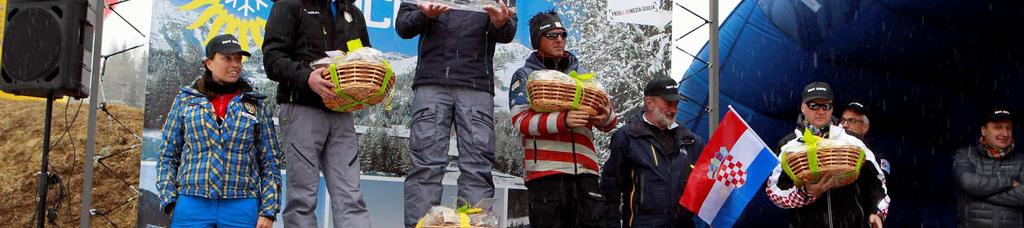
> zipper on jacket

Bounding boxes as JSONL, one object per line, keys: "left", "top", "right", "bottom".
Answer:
{"left": 638, "top": 174, "right": 644, "bottom": 207}
{"left": 827, "top": 192, "right": 834, "bottom": 228}
{"left": 629, "top": 170, "right": 637, "bottom": 226}
{"left": 532, "top": 136, "right": 538, "bottom": 163}
{"left": 855, "top": 189, "right": 865, "bottom": 224}
{"left": 571, "top": 131, "right": 578, "bottom": 175}
{"left": 318, "top": 1, "right": 336, "bottom": 53}
{"left": 852, "top": 183, "right": 866, "bottom": 224}
{"left": 650, "top": 144, "right": 659, "bottom": 166}
{"left": 484, "top": 30, "right": 491, "bottom": 77}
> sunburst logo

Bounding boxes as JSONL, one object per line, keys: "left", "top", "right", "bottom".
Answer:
{"left": 1, "top": 0, "right": 6, "bottom": 65}
{"left": 179, "top": 0, "right": 270, "bottom": 53}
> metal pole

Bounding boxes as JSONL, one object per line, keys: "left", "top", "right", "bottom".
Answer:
{"left": 81, "top": 0, "right": 105, "bottom": 225}
{"left": 708, "top": 0, "right": 720, "bottom": 136}
{"left": 36, "top": 93, "right": 54, "bottom": 228}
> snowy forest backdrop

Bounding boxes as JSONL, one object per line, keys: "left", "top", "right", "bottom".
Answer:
{"left": 141, "top": 0, "right": 672, "bottom": 179}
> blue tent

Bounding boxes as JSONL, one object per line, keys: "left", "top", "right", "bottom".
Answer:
{"left": 678, "top": 0, "right": 1024, "bottom": 226}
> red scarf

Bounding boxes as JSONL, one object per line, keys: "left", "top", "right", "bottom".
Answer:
{"left": 210, "top": 91, "right": 241, "bottom": 122}
{"left": 980, "top": 137, "right": 1014, "bottom": 159}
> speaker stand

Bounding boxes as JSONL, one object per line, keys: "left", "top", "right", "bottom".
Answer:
{"left": 35, "top": 92, "right": 55, "bottom": 228}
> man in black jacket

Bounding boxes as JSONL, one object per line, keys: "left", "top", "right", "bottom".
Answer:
{"left": 262, "top": 0, "right": 372, "bottom": 226}
{"left": 841, "top": 101, "right": 891, "bottom": 176}
{"left": 397, "top": 1, "right": 516, "bottom": 227}
{"left": 602, "top": 75, "right": 706, "bottom": 227}
{"left": 766, "top": 82, "right": 889, "bottom": 228}
{"left": 955, "top": 109, "right": 1021, "bottom": 228}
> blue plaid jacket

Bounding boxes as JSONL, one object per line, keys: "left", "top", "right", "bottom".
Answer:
{"left": 157, "top": 79, "right": 283, "bottom": 218}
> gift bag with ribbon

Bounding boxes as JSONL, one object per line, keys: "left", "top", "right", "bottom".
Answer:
{"left": 525, "top": 70, "right": 610, "bottom": 116}
{"left": 309, "top": 39, "right": 396, "bottom": 112}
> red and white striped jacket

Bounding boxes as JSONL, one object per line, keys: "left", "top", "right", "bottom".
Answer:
{"left": 511, "top": 105, "right": 618, "bottom": 182}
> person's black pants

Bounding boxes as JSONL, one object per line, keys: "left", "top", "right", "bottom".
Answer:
{"left": 526, "top": 174, "right": 606, "bottom": 228}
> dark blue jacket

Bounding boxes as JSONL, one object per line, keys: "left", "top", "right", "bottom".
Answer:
{"left": 395, "top": 3, "right": 517, "bottom": 95}
{"left": 602, "top": 113, "right": 705, "bottom": 227}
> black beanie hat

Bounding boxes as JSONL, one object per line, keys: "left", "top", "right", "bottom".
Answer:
{"left": 529, "top": 11, "right": 564, "bottom": 49}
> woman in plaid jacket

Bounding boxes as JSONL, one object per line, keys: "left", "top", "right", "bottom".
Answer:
{"left": 157, "top": 34, "right": 283, "bottom": 228}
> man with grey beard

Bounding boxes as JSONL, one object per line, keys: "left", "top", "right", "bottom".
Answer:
{"left": 601, "top": 74, "right": 706, "bottom": 227}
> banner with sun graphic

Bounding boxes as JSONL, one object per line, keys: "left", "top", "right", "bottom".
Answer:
{"left": 1, "top": 0, "right": 5, "bottom": 66}
{"left": 181, "top": 0, "right": 269, "bottom": 53}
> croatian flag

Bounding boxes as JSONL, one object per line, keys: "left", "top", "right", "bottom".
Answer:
{"left": 680, "top": 107, "right": 779, "bottom": 228}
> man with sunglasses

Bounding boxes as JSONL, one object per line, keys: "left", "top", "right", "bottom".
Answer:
{"left": 842, "top": 101, "right": 890, "bottom": 176}
{"left": 766, "top": 82, "right": 890, "bottom": 228}
{"left": 508, "top": 11, "right": 618, "bottom": 227}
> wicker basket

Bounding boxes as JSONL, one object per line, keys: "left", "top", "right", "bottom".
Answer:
{"left": 320, "top": 61, "right": 393, "bottom": 112}
{"left": 525, "top": 71, "right": 610, "bottom": 116}
{"left": 781, "top": 143, "right": 863, "bottom": 187}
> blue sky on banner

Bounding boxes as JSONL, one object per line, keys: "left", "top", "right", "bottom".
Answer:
{"left": 513, "top": 0, "right": 560, "bottom": 46}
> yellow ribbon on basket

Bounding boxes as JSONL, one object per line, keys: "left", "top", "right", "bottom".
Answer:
{"left": 802, "top": 128, "right": 822, "bottom": 183}
{"left": 524, "top": 71, "right": 595, "bottom": 113}
{"left": 326, "top": 39, "right": 395, "bottom": 112}
{"left": 414, "top": 198, "right": 484, "bottom": 228}
{"left": 567, "top": 71, "right": 594, "bottom": 110}
{"left": 456, "top": 204, "right": 483, "bottom": 228}
{"left": 780, "top": 128, "right": 823, "bottom": 186}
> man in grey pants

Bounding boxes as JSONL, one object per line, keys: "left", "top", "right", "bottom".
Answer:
{"left": 262, "top": 0, "right": 373, "bottom": 226}
{"left": 395, "top": 1, "right": 516, "bottom": 227}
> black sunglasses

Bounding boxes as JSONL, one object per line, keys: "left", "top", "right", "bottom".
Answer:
{"left": 806, "top": 102, "right": 833, "bottom": 111}
{"left": 543, "top": 31, "right": 567, "bottom": 40}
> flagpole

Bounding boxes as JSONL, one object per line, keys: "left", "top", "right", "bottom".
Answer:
{"left": 708, "top": 0, "right": 720, "bottom": 136}
{"left": 80, "top": 0, "right": 105, "bottom": 225}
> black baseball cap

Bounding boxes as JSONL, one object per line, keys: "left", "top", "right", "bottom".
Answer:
{"left": 845, "top": 101, "right": 869, "bottom": 116}
{"left": 984, "top": 109, "right": 1013, "bottom": 124}
{"left": 205, "top": 34, "right": 251, "bottom": 58}
{"left": 643, "top": 74, "right": 685, "bottom": 102}
{"left": 801, "top": 81, "right": 833, "bottom": 103}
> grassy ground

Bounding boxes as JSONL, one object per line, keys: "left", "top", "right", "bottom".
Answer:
{"left": 0, "top": 98, "right": 142, "bottom": 227}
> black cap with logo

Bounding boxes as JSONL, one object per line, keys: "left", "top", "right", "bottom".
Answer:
{"left": 984, "top": 109, "right": 1013, "bottom": 124}
{"left": 205, "top": 34, "right": 251, "bottom": 59}
{"left": 845, "top": 101, "right": 869, "bottom": 116}
{"left": 801, "top": 81, "right": 833, "bottom": 103}
{"left": 529, "top": 11, "right": 565, "bottom": 50}
{"left": 643, "top": 74, "right": 685, "bottom": 102}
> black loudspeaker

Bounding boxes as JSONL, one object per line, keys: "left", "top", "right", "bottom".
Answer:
{"left": 0, "top": 0, "right": 93, "bottom": 98}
